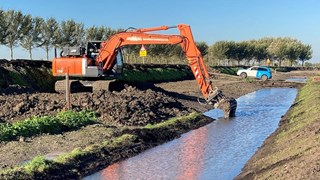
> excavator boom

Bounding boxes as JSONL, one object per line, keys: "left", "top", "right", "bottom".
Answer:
{"left": 97, "top": 24, "right": 213, "bottom": 100}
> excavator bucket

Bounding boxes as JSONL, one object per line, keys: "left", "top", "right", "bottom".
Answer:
{"left": 209, "top": 89, "right": 237, "bottom": 118}
{"left": 217, "top": 97, "right": 237, "bottom": 118}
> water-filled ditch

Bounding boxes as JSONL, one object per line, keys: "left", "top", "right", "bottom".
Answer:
{"left": 84, "top": 88, "right": 297, "bottom": 180}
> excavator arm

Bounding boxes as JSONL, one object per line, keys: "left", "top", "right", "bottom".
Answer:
{"left": 97, "top": 24, "right": 220, "bottom": 102}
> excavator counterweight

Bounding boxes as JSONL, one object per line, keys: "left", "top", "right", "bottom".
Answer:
{"left": 52, "top": 24, "right": 237, "bottom": 117}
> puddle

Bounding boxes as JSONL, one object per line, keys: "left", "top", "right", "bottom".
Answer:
{"left": 285, "top": 77, "right": 307, "bottom": 83}
{"left": 84, "top": 88, "right": 297, "bottom": 180}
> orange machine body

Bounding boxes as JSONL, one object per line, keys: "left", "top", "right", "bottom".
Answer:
{"left": 52, "top": 56, "right": 101, "bottom": 77}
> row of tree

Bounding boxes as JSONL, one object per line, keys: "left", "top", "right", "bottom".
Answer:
{"left": 0, "top": 9, "right": 313, "bottom": 66}
{"left": 209, "top": 38, "right": 312, "bottom": 66}
{"left": 0, "top": 9, "right": 122, "bottom": 60}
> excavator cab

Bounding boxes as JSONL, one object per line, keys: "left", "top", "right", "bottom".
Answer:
{"left": 53, "top": 41, "right": 123, "bottom": 78}
{"left": 53, "top": 41, "right": 124, "bottom": 92}
{"left": 86, "top": 41, "right": 102, "bottom": 58}
{"left": 86, "top": 41, "right": 123, "bottom": 77}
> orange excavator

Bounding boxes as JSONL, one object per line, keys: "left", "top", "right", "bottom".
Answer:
{"left": 52, "top": 24, "right": 236, "bottom": 117}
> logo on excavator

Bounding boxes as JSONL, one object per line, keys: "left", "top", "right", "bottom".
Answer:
{"left": 126, "top": 36, "right": 169, "bottom": 42}
{"left": 126, "top": 36, "right": 142, "bottom": 41}
{"left": 57, "top": 68, "right": 64, "bottom": 74}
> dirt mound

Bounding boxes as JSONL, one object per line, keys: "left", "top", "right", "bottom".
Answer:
{"left": 74, "top": 85, "right": 190, "bottom": 126}
{"left": 0, "top": 85, "right": 190, "bottom": 126}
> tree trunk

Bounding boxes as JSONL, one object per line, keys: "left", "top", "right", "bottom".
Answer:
{"left": 10, "top": 45, "right": 13, "bottom": 60}
{"left": 29, "top": 48, "right": 32, "bottom": 60}
{"left": 302, "top": 60, "right": 305, "bottom": 67}
{"left": 279, "top": 60, "right": 282, "bottom": 67}
{"left": 46, "top": 46, "right": 49, "bottom": 60}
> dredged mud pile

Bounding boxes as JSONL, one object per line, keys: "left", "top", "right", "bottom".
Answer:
{"left": 0, "top": 85, "right": 190, "bottom": 126}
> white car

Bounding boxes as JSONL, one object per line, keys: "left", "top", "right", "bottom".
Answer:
{"left": 236, "top": 66, "right": 272, "bottom": 81}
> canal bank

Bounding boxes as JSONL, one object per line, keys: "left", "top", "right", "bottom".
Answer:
{"left": 236, "top": 76, "right": 320, "bottom": 179}
{"left": 85, "top": 88, "right": 297, "bottom": 180}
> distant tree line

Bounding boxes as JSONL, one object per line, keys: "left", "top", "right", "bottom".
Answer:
{"left": 0, "top": 9, "right": 122, "bottom": 60}
{"left": 0, "top": 9, "right": 313, "bottom": 66}
{"left": 209, "top": 38, "right": 312, "bottom": 66}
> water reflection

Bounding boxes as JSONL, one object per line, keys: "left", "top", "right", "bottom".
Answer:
{"left": 84, "top": 88, "right": 297, "bottom": 180}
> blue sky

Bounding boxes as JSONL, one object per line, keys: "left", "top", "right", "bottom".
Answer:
{"left": 1, "top": 0, "right": 320, "bottom": 63}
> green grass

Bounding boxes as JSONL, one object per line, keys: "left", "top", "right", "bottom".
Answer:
{"left": 243, "top": 77, "right": 255, "bottom": 83}
{"left": 118, "top": 68, "right": 191, "bottom": 83}
{"left": 210, "top": 66, "right": 240, "bottom": 75}
{"left": 54, "top": 134, "right": 137, "bottom": 164}
{"left": 26, "top": 68, "right": 56, "bottom": 91}
{"left": 54, "top": 148, "right": 87, "bottom": 164}
{"left": 0, "top": 110, "right": 97, "bottom": 141}
{"left": 273, "top": 67, "right": 291, "bottom": 72}
{"left": 144, "top": 112, "right": 199, "bottom": 129}
{"left": 243, "top": 76, "right": 320, "bottom": 179}
{"left": 8, "top": 71, "right": 30, "bottom": 87}
{"left": 24, "top": 156, "right": 50, "bottom": 174}
{"left": 276, "top": 77, "right": 320, "bottom": 140}
{"left": 219, "top": 67, "right": 240, "bottom": 75}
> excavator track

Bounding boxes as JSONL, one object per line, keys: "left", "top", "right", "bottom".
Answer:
{"left": 55, "top": 79, "right": 118, "bottom": 93}
{"left": 54, "top": 80, "right": 83, "bottom": 93}
{"left": 92, "top": 80, "right": 116, "bottom": 92}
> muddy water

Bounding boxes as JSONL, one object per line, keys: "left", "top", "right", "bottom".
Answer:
{"left": 285, "top": 77, "right": 307, "bottom": 83}
{"left": 84, "top": 88, "right": 297, "bottom": 180}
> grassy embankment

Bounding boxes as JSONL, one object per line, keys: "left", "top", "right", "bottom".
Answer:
{"left": 119, "top": 67, "right": 192, "bottom": 82}
{"left": 1, "top": 62, "right": 193, "bottom": 91}
{"left": 0, "top": 112, "right": 212, "bottom": 179}
{"left": 237, "top": 76, "right": 320, "bottom": 179}
{"left": 0, "top": 63, "right": 55, "bottom": 91}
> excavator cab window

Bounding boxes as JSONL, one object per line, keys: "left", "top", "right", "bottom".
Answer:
{"left": 113, "top": 48, "right": 124, "bottom": 75}
{"left": 86, "top": 41, "right": 102, "bottom": 59}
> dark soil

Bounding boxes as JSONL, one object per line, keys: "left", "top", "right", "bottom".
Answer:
{"left": 0, "top": 85, "right": 190, "bottom": 126}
